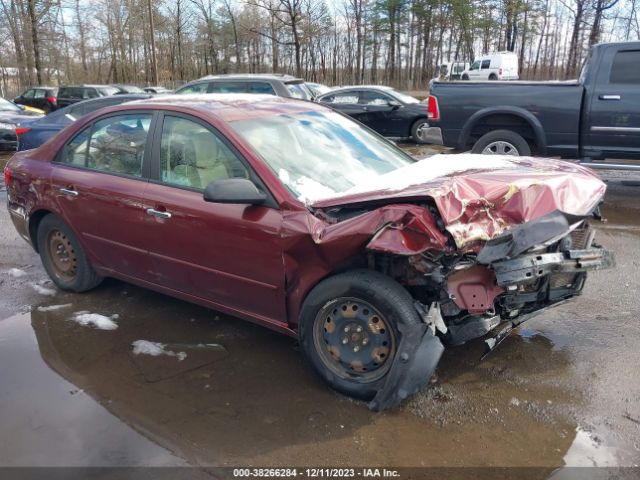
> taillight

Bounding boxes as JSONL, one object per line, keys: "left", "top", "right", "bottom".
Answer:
{"left": 4, "top": 167, "right": 9, "bottom": 187}
{"left": 427, "top": 95, "right": 439, "bottom": 120}
{"left": 47, "top": 96, "right": 56, "bottom": 104}
{"left": 15, "top": 127, "right": 31, "bottom": 137}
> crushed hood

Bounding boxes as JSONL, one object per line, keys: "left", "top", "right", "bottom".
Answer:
{"left": 310, "top": 154, "right": 606, "bottom": 250}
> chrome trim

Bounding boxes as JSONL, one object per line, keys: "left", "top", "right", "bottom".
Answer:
{"left": 599, "top": 95, "right": 621, "bottom": 100}
{"left": 591, "top": 126, "right": 640, "bottom": 133}
{"left": 578, "top": 162, "right": 640, "bottom": 171}
{"left": 59, "top": 188, "right": 78, "bottom": 197}
{"left": 146, "top": 208, "right": 172, "bottom": 219}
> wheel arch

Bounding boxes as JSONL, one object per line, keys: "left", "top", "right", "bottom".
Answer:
{"left": 459, "top": 107, "right": 547, "bottom": 154}
{"left": 28, "top": 209, "right": 54, "bottom": 253}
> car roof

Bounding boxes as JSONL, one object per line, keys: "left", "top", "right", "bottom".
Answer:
{"left": 128, "top": 93, "right": 324, "bottom": 122}
{"left": 324, "top": 85, "right": 395, "bottom": 93}
{"left": 59, "top": 84, "right": 114, "bottom": 88}
{"left": 197, "top": 73, "right": 303, "bottom": 82}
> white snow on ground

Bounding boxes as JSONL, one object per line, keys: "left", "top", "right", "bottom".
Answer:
{"left": 31, "top": 284, "right": 56, "bottom": 296}
{"left": 70, "top": 311, "right": 119, "bottom": 330}
{"left": 5, "top": 268, "right": 27, "bottom": 277}
{"left": 37, "top": 303, "right": 72, "bottom": 312}
{"left": 131, "top": 340, "right": 187, "bottom": 361}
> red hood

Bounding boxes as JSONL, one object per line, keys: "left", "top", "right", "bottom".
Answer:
{"left": 310, "top": 154, "right": 606, "bottom": 249}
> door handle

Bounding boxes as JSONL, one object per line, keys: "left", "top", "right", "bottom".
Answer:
{"left": 146, "top": 208, "right": 172, "bottom": 219}
{"left": 59, "top": 187, "right": 78, "bottom": 197}
{"left": 599, "top": 94, "right": 621, "bottom": 100}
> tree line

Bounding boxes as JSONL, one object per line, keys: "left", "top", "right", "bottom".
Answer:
{"left": 0, "top": 0, "right": 638, "bottom": 95}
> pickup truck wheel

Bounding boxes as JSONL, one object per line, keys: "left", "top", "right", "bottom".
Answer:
{"left": 299, "top": 270, "right": 421, "bottom": 401}
{"left": 411, "top": 119, "right": 430, "bottom": 144}
{"left": 472, "top": 130, "right": 531, "bottom": 156}
{"left": 37, "top": 214, "right": 103, "bottom": 293}
{"left": 461, "top": 74, "right": 469, "bottom": 80}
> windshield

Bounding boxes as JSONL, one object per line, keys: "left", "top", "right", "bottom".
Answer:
{"left": 0, "top": 97, "right": 20, "bottom": 112}
{"left": 388, "top": 90, "right": 419, "bottom": 104}
{"left": 229, "top": 110, "right": 414, "bottom": 203}
{"left": 286, "top": 82, "right": 312, "bottom": 100}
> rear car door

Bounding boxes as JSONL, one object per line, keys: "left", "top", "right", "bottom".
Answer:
{"left": 17, "top": 89, "right": 35, "bottom": 108}
{"left": 49, "top": 112, "right": 156, "bottom": 280}
{"left": 358, "top": 90, "right": 401, "bottom": 135}
{"left": 142, "top": 112, "right": 286, "bottom": 322}
{"left": 584, "top": 47, "right": 640, "bottom": 159}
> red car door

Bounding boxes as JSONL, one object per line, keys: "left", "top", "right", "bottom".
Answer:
{"left": 49, "top": 112, "right": 156, "bottom": 281}
{"left": 142, "top": 113, "right": 287, "bottom": 324}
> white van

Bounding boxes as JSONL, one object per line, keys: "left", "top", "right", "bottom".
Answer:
{"left": 460, "top": 52, "right": 519, "bottom": 80}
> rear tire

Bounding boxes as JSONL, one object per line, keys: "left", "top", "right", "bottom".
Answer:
{"left": 461, "top": 74, "right": 469, "bottom": 80}
{"left": 37, "top": 214, "right": 103, "bottom": 292}
{"left": 471, "top": 129, "right": 531, "bottom": 156}
{"left": 488, "top": 74, "right": 498, "bottom": 80}
{"left": 299, "top": 269, "right": 421, "bottom": 401}
{"left": 411, "top": 118, "right": 430, "bottom": 144}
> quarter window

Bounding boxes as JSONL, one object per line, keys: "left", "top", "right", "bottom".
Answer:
{"left": 481, "top": 59, "right": 491, "bottom": 69}
{"left": 159, "top": 115, "right": 249, "bottom": 190}
{"left": 59, "top": 114, "right": 152, "bottom": 178}
{"left": 610, "top": 51, "right": 640, "bottom": 84}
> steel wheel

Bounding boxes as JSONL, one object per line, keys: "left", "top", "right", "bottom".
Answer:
{"left": 481, "top": 140, "right": 519, "bottom": 155}
{"left": 415, "top": 122, "right": 429, "bottom": 142}
{"left": 46, "top": 229, "right": 77, "bottom": 282}
{"left": 313, "top": 297, "right": 396, "bottom": 382}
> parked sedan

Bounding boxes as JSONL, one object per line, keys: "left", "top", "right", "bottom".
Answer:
{"left": 0, "top": 97, "right": 44, "bottom": 150}
{"left": 56, "top": 85, "right": 120, "bottom": 108}
{"left": 17, "top": 94, "right": 152, "bottom": 151}
{"left": 5, "top": 95, "right": 613, "bottom": 410}
{"left": 317, "top": 86, "right": 431, "bottom": 143}
{"left": 13, "top": 86, "right": 59, "bottom": 113}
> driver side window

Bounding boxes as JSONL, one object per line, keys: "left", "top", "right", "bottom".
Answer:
{"left": 471, "top": 61, "right": 480, "bottom": 70}
{"left": 159, "top": 115, "right": 249, "bottom": 190}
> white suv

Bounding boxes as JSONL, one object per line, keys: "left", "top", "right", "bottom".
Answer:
{"left": 460, "top": 52, "right": 519, "bottom": 81}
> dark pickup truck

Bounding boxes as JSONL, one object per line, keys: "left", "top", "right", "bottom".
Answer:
{"left": 425, "top": 41, "right": 640, "bottom": 160}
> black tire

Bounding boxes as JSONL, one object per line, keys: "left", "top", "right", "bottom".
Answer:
{"left": 410, "top": 118, "right": 430, "bottom": 144}
{"left": 471, "top": 129, "right": 531, "bottom": 156}
{"left": 461, "top": 74, "right": 469, "bottom": 80}
{"left": 299, "top": 269, "right": 421, "bottom": 401}
{"left": 37, "top": 214, "right": 103, "bottom": 292}
{"left": 488, "top": 74, "right": 498, "bottom": 80}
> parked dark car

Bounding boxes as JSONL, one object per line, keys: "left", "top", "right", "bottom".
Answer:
{"left": 56, "top": 85, "right": 120, "bottom": 108}
{"left": 426, "top": 41, "right": 640, "bottom": 159}
{"left": 317, "top": 86, "right": 431, "bottom": 143}
{"left": 113, "top": 85, "right": 145, "bottom": 94}
{"left": 143, "top": 86, "right": 173, "bottom": 94}
{"left": 4, "top": 95, "right": 613, "bottom": 410}
{"left": 0, "top": 97, "right": 44, "bottom": 150}
{"left": 175, "top": 74, "right": 313, "bottom": 100}
{"left": 16, "top": 94, "right": 152, "bottom": 151}
{"left": 13, "top": 87, "right": 59, "bottom": 113}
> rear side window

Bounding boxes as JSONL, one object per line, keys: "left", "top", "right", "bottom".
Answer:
{"left": 359, "top": 91, "right": 392, "bottom": 105}
{"left": 83, "top": 88, "right": 99, "bottom": 99}
{"left": 34, "top": 90, "right": 46, "bottom": 99}
{"left": 247, "top": 82, "right": 276, "bottom": 95}
{"left": 210, "top": 82, "right": 247, "bottom": 93}
{"left": 481, "top": 59, "right": 491, "bottom": 69}
{"left": 609, "top": 51, "right": 640, "bottom": 84}
{"left": 59, "top": 88, "right": 81, "bottom": 98}
{"left": 59, "top": 114, "right": 152, "bottom": 178}
{"left": 320, "top": 92, "right": 360, "bottom": 104}
{"left": 23, "top": 90, "right": 35, "bottom": 99}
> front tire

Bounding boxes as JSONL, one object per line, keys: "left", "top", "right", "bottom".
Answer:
{"left": 461, "top": 74, "right": 469, "bottom": 80}
{"left": 299, "top": 270, "right": 421, "bottom": 401}
{"left": 471, "top": 129, "right": 531, "bottom": 156}
{"left": 37, "top": 214, "right": 103, "bottom": 292}
{"left": 411, "top": 118, "right": 430, "bottom": 144}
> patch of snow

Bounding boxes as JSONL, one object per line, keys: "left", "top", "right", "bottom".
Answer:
{"left": 6, "top": 268, "right": 27, "bottom": 277}
{"left": 37, "top": 303, "right": 72, "bottom": 312}
{"left": 31, "top": 284, "right": 56, "bottom": 296}
{"left": 131, "top": 340, "right": 187, "bottom": 361}
{"left": 70, "top": 312, "right": 118, "bottom": 330}
{"left": 510, "top": 397, "right": 521, "bottom": 407}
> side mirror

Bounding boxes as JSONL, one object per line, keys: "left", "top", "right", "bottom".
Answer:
{"left": 388, "top": 100, "right": 401, "bottom": 109}
{"left": 203, "top": 178, "right": 267, "bottom": 205}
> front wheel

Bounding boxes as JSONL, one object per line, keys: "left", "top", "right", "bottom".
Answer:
{"left": 37, "top": 214, "right": 103, "bottom": 292}
{"left": 461, "top": 74, "right": 469, "bottom": 80}
{"left": 411, "top": 118, "right": 430, "bottom": 144}
{"left": 471, "top": 129, "right": 531, "bottom": 156}
{"left": 299, "top": 270, "right": 421, "bottom": 400}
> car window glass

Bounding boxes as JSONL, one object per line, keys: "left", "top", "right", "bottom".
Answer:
{"left": 358, "top": 91, "right": 392, "bottom": 105}
{"left": 34, "top": 89, "right": 46, "bottom": 99}
{"left": 247, "top": 82, "right": 276, "bottom": 95}
{"left": 286, "top": 82, "right": 311, "bottom": 99}
{"left": 610, "top": 51, "right": 640, "bottom": 84}
{"left": 471, "top": 61, "right": 480, "bottom": 70}
{"left": 83, "top": 89, "right": 99, "bottom": 99}
{"left": 23, "top": 90, "right": 35, "bottom": 99}
{"left": 326, "top": 92, "right": 360, "bottom": 104}
{"left": 177, "top": 83, "right": 208, "bottom": 94}
{"left": 59, "top": 114, "right": 151, "bottom": 177}
{"left": 209, "top": 82, "right": 247, "bottom": 93}
{"left": 481, "top": 59, "right": 491, "bottom": 69}
{"left": 160, "top": 115, "right": 249, "bottom": 190}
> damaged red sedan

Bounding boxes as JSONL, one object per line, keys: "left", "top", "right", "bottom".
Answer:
{"left": 5, "top": 95, "right": 613, "bottom": 410}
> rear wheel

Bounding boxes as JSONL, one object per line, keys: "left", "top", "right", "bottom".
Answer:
{"left": 299, "top": 270, "right": 421, "bottom": 400}
{"left": 488, "top": 74, "right": 498, "bottom": 80}
{"left": 461, "top": 74, "right": 469, "bottom": 80}
{"left": 472, "top": 129, "right": 531, "bottom": 156}
{"left": 411, "top": 118, "right": 430, "bottom": 144}
{"left": 37, "top": 215, "right": 103, "bottom": 292}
